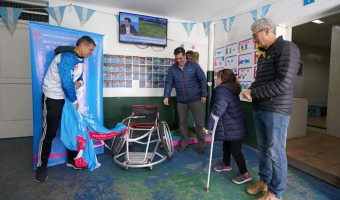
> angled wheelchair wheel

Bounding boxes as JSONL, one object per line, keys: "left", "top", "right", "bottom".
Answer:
{"left": 111, "top": 133, "right": 126, "bottom": 156}
{"left": 159, "top": 121, "right": 174, "bottom": 158}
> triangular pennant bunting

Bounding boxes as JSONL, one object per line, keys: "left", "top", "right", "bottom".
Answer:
{"left": 222, "top": 18, "right": 228, "bottom": 40}
{"left": 222, "top": 16, "right": 235, "bottom": 34}
{"left": 114, "top": 14, "right": 119, "bottom": 22}
{"left": 0, "top": 3, "right": 274, "bottom": 38}
{"left": 250, "top": 4, "right": 270, "bottom": 21}
{"left": 0, "top": 7, "right": 23, "bottom": 35}
{"left": 250, "top": 9, "right": 258, "bottom": 21}
{"left": 261, "top": 4, "right": 270, "bottom": 18}
{"left": 73, "top": 5, "right": 95, "bottom": 26}
{"left": 182, "top": 22, "right": 195, "bottom": 38}
{"left": 228, "top": 16, "right": 235, "bottom": 33}
{"left": 45, "top": 6, "right": 66, "bottom": 26}
{"left": 304, "top": 0, "right": 315, "bottom": 6}
{"left": 222, "top": 18, "right": 228, "bottom": 33}
{"left": 202, "top": 21, "right": 212, "bottom": 37}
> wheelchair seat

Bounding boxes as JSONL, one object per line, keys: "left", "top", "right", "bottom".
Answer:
{"left": 129, "top": 104, "right": 158, "bottom": 127}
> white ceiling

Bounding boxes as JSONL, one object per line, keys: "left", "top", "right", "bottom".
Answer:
{"left": 71, "top": 0, "right": 264, "bottom": 22}
{"left": 292, "top": 12, "right": 340, "bottom": 49}
{"left": 70, "top": 0, "right": 340, "bottom": 49}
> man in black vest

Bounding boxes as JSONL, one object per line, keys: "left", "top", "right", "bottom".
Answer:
{"left": 242, "top": 18, "right": 300, "bottom": 200}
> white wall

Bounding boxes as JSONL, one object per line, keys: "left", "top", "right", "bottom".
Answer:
{"left": 296, "top": 42, "right": 330, "bottom": 104}
{"left": 1, "top": 0, "right": 339, "bottom": 138}
{"left": 327, "top": 24, "right": 340, "bottom": 138}
{"left": 0, "top": 0, "right": 210, "bottom": 138}
{"left": 0, "top": 20, "right": 32, "bottom": 138}
{"left": 215, "top": 0, "right": 340, "bottom": 46}
{"left": 49, "top": 0, "right": 209, "bottom": 97}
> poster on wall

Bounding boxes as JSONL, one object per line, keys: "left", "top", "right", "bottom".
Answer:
{"left": 29, "top": 22, "right": 104, "bottom": 170}
{"left": 238, "top": 67, "right": 254, "bottom": 81}
{"left": 239, "top": 38, "right": 255, "bottom": 54}
{"left": 238, "top": 52, "right": 254, "bottom": 68}
{"left": 226, "top": 43, "right": 237, "bottom": 56}
{"left": 225, "top": 55, "right": 238, "bottom": 68}
{"left": 214, "top": 37, "right": 258, "bottom": 89}
{"left": 215, "top": 46, "right": 225, "bottom": 58}
{"left": 214, "top": 56, "right": 225, "bottom": 71}
{"left": 103, "top": 54, "right": 173, "bottom": 88}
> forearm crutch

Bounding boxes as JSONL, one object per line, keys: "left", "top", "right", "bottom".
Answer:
{"left": 205, "top": 114, "right": 219, "bottom": 192}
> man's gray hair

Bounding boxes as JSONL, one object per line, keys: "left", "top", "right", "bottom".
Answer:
{"left": 251, "top": 18, "right": 276, "bottom": 35}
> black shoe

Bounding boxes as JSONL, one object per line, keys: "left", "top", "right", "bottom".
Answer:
{"left": 35, "top": 166, "right": 48, "bottom": 183}
{"left": 178, "top": 145, "right": 188, "bottom": 152}
{"left": 66, "top": 160, "right": 82, "bottom": 170}
{"left": 197, "top": 147, "right": 205, "bottom": 154}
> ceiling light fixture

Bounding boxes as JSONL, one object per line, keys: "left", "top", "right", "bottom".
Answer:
{"left": 312, "top": 19, "right": 324, "bottom": 24}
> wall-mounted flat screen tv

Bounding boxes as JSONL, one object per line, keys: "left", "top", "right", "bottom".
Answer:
{"left": 119, "top": 12, "right": 168, "bottom": 47}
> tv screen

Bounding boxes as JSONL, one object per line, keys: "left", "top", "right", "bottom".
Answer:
{"left": 119, "top": 12, "right": 168, "bottom": 47}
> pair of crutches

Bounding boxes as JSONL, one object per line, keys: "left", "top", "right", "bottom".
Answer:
{"left": 205, "top": 114, "right": 219, "bottom": 192}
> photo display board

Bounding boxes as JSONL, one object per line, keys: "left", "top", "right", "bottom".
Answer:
{"left": 103, "top": 54, "right": 175, "bottom": 88}
{"left": 214, "top": 38, "right": 258, "bottom": 90}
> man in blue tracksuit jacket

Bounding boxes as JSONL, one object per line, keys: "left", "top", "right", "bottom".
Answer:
{"left": 35, "top": 36, "right": 96, "bottom": 183}
{"left": 163, "top": 47, "right": 207, "bottom": 154}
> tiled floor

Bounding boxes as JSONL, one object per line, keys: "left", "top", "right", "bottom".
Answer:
{"left": 307, "top": 115, "right": 327, "bottom": 129}
{"left": 286, "top": 116, "right": 340, "bottom": 187}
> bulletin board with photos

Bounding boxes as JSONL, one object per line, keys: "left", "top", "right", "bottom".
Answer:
{"left": 103, "top": 54, "right": 175, "bottom": 88}
{"left": 214, "top": 37, "right": 259, "bottom": 90}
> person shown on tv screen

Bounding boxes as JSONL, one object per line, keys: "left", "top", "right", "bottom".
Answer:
{"left": 120, "top": 17, "right": 139, "bottom": 36}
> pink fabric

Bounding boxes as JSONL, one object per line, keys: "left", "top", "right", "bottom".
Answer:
{"left": 75, "top": 157, "right": 88, "bottom": 168}
{"left": 75, "top": 136, "right": 88, "bottom": 168}
{"left": 88, "top": 129, "right": 128, "bottom": 140}
{"left": 77, "top": 136, "right": 86, "bottom": 151}
{"left": 172, "top": 135, "right": 212, "bottom": 147}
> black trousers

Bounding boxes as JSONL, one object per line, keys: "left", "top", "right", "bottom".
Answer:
{"left": 222, "top": 140, "right": 248, "bottom": 174}
{"left": 177, "top": 101, "right": 205, "bottom": 148}
{"left": 37, "top": 95, "right": 77, "bottom": 167}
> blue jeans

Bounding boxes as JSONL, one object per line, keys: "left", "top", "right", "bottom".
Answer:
{"left": 253, "top": 108, "right": 290, "bottom": 199}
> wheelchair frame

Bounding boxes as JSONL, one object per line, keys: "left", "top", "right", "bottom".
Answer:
{"left": 111, "top": 105, "right": 174, "bottom": 170}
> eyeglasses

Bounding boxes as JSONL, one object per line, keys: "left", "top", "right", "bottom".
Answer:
{"left": 252, "top": 29, "right": 264, "bottom": 39}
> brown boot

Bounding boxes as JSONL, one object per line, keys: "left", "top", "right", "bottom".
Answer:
{"left": 246, "top": 180, "right": 268, "bottom": 195}
{"left": 257, "top": 191, "right": 282, "bottom": 200}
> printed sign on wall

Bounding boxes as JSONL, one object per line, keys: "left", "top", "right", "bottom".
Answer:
{"left": 214, "top": 37, "right": 259, "bottom": 90}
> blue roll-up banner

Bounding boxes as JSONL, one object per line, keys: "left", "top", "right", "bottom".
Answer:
{"left": 29, "top": 22, "right": 104, "bottom": 170}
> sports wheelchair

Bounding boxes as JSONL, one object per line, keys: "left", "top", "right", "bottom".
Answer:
{"left": 111, "top": 104, "right": 174, "bottom": 170}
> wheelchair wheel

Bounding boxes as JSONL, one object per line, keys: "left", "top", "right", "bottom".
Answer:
{"left": 111, "top": 133, "right": 126, "bottom": 156}
{"left": 159, "top": 121, "right": 174, "bottom": 158}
